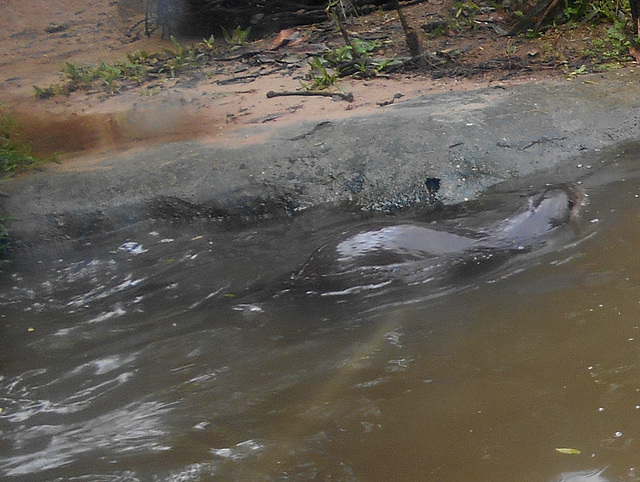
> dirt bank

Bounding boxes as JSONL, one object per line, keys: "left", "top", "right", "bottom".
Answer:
{"left": 3, "top": 67, "right": 640, "bottom": 252}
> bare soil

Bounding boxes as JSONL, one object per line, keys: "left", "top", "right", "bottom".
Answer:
{"left": 0, "top": 0, "right": 633, "bottom": 159}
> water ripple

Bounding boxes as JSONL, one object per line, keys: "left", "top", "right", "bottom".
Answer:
{"left": 1, "top": 401, "right": 174, "bottom": 477}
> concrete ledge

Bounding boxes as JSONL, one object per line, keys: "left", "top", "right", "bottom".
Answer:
{"left": 2, "top": 70, "right": 640, "bottom": 246}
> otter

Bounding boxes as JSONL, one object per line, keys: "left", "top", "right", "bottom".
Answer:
{"left": 291, "top": 185, "right": 583, "bottom": 296}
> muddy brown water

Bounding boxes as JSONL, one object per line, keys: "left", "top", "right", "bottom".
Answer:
{"left": 2, "top": 144, "right": 640, "bottom": 481}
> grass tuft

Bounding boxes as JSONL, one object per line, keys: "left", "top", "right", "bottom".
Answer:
{"left": 0, "top": 108, "right": 39, "bottom": 176}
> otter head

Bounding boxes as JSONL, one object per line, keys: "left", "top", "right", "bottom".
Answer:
{"left": 495, "top": 184, "right": 584, "bottom": 247}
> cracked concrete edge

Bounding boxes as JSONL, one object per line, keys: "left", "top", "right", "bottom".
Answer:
{"left": 2, "top": 69, "right": 640, "bottom": 246}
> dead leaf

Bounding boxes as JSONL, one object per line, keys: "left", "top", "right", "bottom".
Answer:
{"left": 272, "top": 29, "right": 304, "bottom": 49}
{"left": 555, "top": 447, "right": 581, "bottom": 455}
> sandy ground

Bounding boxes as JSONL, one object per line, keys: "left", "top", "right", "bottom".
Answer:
{"left": 0, "top": 0, "right": 574, "bottom": 159}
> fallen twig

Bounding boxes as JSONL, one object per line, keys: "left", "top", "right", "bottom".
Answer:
{"left": 217, "top": 73, "right": 260, "bottom": 85}
{"left": 266, "top": 90, "right": 354, "bottom": 102}
{"left": 377, "top": 92, "right": 404, "bottom": 106}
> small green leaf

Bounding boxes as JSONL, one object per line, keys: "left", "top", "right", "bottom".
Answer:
{"left": 555, "top": 447, "right": 581, "bottom": 455}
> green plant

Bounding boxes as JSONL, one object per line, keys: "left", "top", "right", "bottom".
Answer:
{"left": 201, "top": 34, "right": 216, "bottom": 49}
{"left": 450, "top": 1, "right": 483, "bottom": 27}
{"left": 321, "top": 37, "right": 384, "bottom": 77}
{"left": 222, "top": 26, "right": 251, "bottom": 47}
{"left": 162, "top": 38, "right": 187, "bottom": 75}
{"left": 586, "top": 20, "right": 633, "bottom": 62}
{"left": 121, "top": 59, "right": 146, "bottom": 84}
{"left": 326, "top": 44, "right": 355, "bottom": 63}
{"left": 516, "top": 0, "right": 638, "bottom": 39}
{"left": 563, "top": 0, "right": 627, "bottom": 24}
{"left": 126, "top": 49, "right": 153, "bottom": 64}
{"left": 604, "top": 19, "right": 632, "bottom": 57}
{"left": 371, "top": 58, "right": 401, "bottom": 72}
{"left": 0, "top": 105, "right": 57, "bottom": 177}
{"left": 63, "top": 62, "right": 90, "bottom": 83}
{"left": 525, "top": 27, "right": 540, "bottom": 38}
{"left": 303, "top": 56, "right": 341, "bottom": 90}
{"left": 324, "top": 37, "right": 382, "bottom": 65}
{"left": 565, "top": 64, "right": 588, "bottom": 77}
{"left": 33, "top": 85, "right": 59, "bottom": 99}
{"left": 34, "top": 31, "right": 223, "bottom": 99}
{"left": 63, "top": 61, "right": 96, "bottom": 86}
{"left": 164, "top": 36, "right": 188, "bottom": 59}
{"left": 161, "top": 36, "right": 203, "bottom": 76}
{"left": 0, "top": 109, "right": 37, "bottom": 175}
{"left": 453, "top": 1, "right": 481, "bottom": 18}
{"left": 95, "top": 62, "right": 125, "bottom": 92}
{"left": 355, "top": 58, "right": 370, "bottom": 74}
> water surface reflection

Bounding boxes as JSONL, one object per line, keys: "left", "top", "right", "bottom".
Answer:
{"left": 2, "top": 145, "right": 640, "bottom": 480}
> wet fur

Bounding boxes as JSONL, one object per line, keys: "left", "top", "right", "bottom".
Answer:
{"left": 293, "top": 185, "right": 583, "bottom": 295}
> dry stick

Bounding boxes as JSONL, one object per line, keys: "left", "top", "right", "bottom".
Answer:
{"left": 392, "top": 0, "right": 424, "bottom": 62}
{"left": 330, "top": 5, "right": 354, "bottom": 49}
{"left": 328, "top": 4, "right": 364, "bottom": 66}
{"left": 394, "top": 0, "right": 410, "bottom": 33}
{"left": 144, "top": 0, "right": 153, "bottom": 37}
{"left": 266, "top": 90, "right": 354, "bottom": 102}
